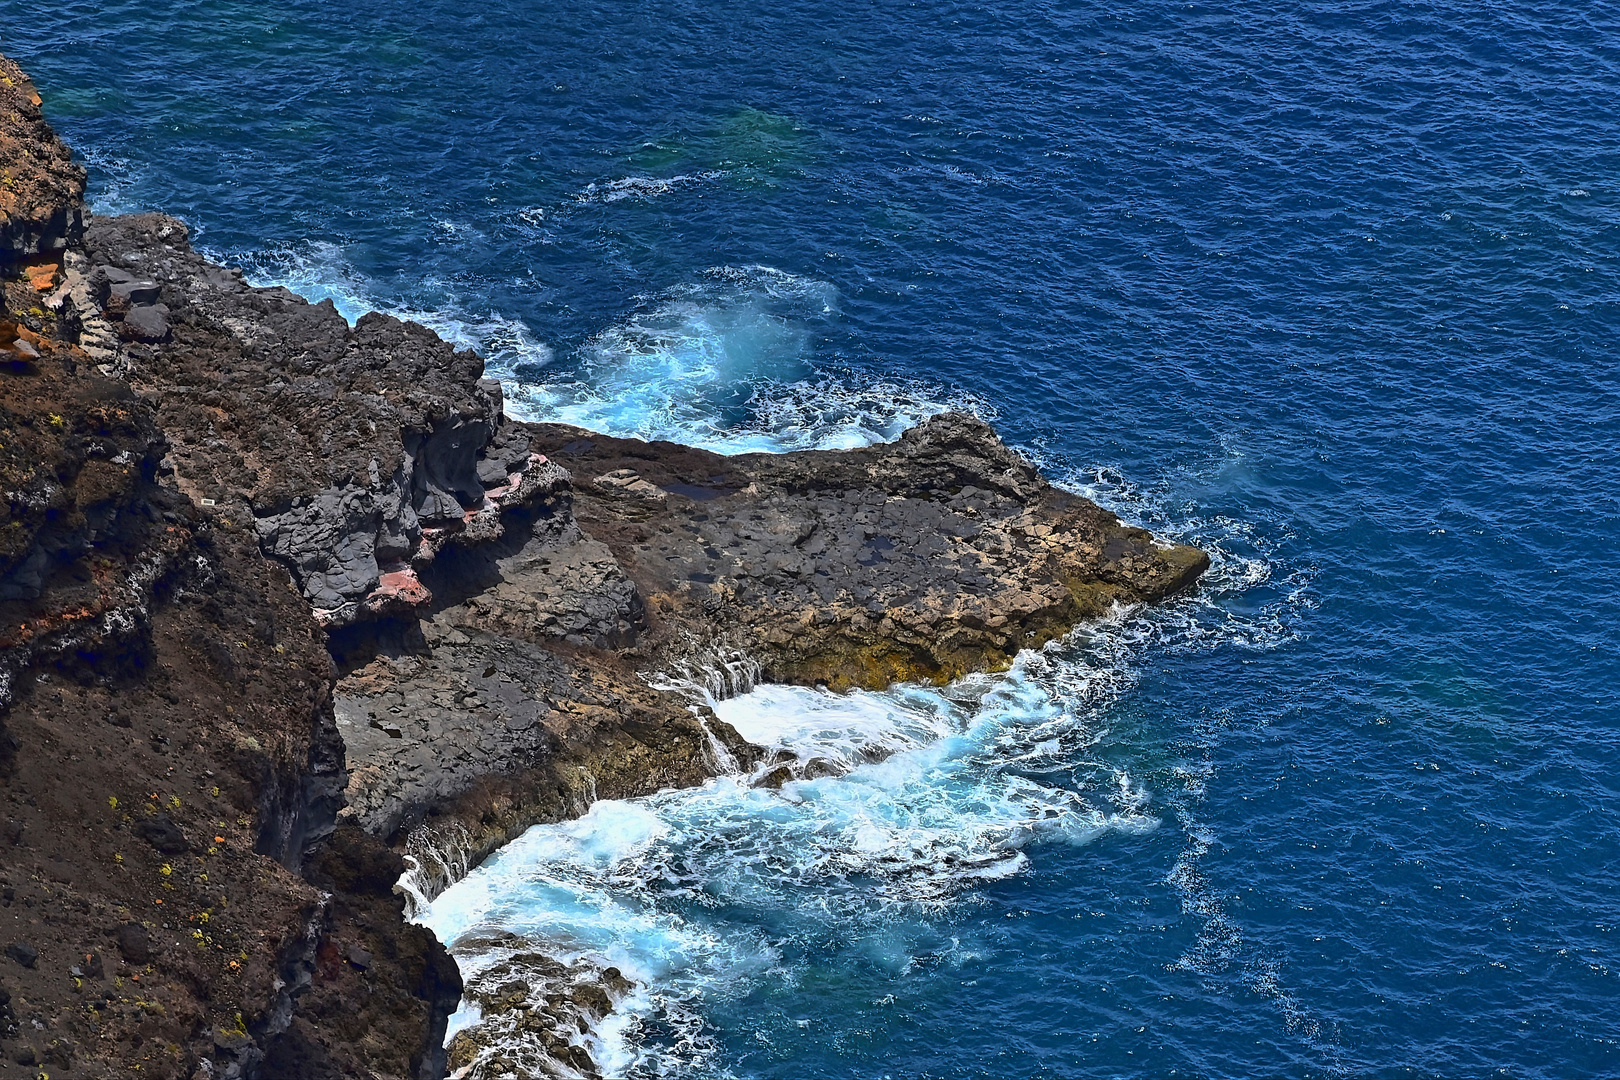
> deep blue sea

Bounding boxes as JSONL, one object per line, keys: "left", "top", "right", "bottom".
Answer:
{"left": 7, "top": 2, "right": 1620, "bottom": 1075}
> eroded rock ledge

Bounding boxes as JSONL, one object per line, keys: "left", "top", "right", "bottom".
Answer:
{"left": 0, "top": 53, "right": 1206, "bottom": 1080}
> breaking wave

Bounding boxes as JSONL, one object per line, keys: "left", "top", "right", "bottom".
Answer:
{"left": 222, "top": 246, "right": 976, "bottom": 455}
{"left": 417, "top": 513, "right": 1308, "bottom": 1076}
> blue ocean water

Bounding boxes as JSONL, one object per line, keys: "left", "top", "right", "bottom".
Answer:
{"left": 7, "top": 1, "right": 1620, "bottom": 1074}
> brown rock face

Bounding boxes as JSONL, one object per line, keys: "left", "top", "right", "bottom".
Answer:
{"left": 0, "top": 56, "right": 85, "bottom": 264}
{"left": 0, "top": 332, "right": 460, "bottom": 1080}
{"left": 0, "top": 58, "right": 458, "bottom": 1080}
{"left": 75, "top": 212, "right": 536, "bottom": 628}
{"left": 527, "top": 414, "right": 1208, "bottom": 690}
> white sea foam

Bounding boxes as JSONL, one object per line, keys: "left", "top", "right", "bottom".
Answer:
{"left": 80, "top": 143, "right": 145, "bottom": 217}
{"left": 1036, "top": 456, "right": 1338, "bottom": 1065}
{"left": 405, "top": 420, "right": 1310, "bottom": 1077}
{"left": 227, "top": 235, "right": 1314, "bottom": 1074}
{"left": 224, "top": 249, "right": 972, "bottom": 455}
{"left": 573, "top": 172, "right": 723, "bottom": 204}
{"left": 416, "top": 611, "right": 1208, "bottom": 1077}
{"left": 229, "top": 240, "right": 380, "bottom": 324}
{"left": 490, "top": 266, "right": 982, "bottom": 454}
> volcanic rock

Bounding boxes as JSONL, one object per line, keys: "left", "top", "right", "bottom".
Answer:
{"left": 112, "top": 924, "right": 151, "bottom": 965}
{"left": 0, "top": 56, "right": 84, "bottom": 261}
{"left": 0, "top": 47, "right": 1209, "bottom": 1080}
{"left": 132, "top": 812, "right": 190, "bottom": 854}
{"left": 119, "top": 301, "right": 170, "bottom": 342}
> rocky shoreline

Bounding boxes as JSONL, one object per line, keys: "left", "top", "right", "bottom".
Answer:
{"left": 0, "top": 54, "right": 1206, "bottom": 1080}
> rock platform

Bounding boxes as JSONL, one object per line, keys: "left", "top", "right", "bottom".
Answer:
{"left": 0, "top": 52, "right": 1206, "bottom": 1080}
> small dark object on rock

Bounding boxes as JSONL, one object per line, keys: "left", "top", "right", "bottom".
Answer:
{"left": 6, "top": 942, "right": 38, "bottom": 968}
{"left": 83, "top": 951, "right": 104, "bottom": 978}
{"left": 346, "top": 945, "right": 372, "bottom": 970}
{"left": 114, "top": 923, "right": 151, "bottom": 964}
{"left": 106, "top": 709, "right": 131, "bottom": 728}
{"left": 1, "top": 819, "right": 22, "bottom": 845}
{"left": 133, "top": 813, "right": 189, "bottom": 854}
{"left": 12, "top": 1044, "right": 36, "bottom": 1066}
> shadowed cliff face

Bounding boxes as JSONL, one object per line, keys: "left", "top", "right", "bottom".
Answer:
{"left": 0, "top": 51, "right": 1208, "bottom": 1080}
{"left": 0, "top": 57, "right": 83, "bottom": 266}
{"left": 0, "top": 330, "right": 461, "bottom": 1080}
{"left": 74, "top": 211, "right": 544, "bottom": 629}
{"left": 0, "top": 56, "right": 459, "bottom": 1080}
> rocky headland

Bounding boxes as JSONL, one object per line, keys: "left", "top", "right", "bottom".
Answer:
{"left": 0, "top": 54, "right": 1207, "bottom": 1079}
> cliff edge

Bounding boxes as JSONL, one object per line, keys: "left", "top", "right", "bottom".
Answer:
{"left": 0, "top": 54, "right": 1206, "bottom": 1080}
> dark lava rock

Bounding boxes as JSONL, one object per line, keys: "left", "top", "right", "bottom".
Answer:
{"left": 88, "top": 263, "right": 133, "bottom": 303}
{"left": 119, "top": 302, "right": 170, "bottom": 342}
{"left": 0, "top": 66, "right": 467, "bottom": 1066}
{"left": 1, "top": 819, "right": 22, "bottom": 845}
{"left": 112, "top": 924, "right": 151, "bottom": 965}
{"left": 6, "top": 942, "right": 38, "bottom": 968}
{"left": 132, "top": 813, "right": 190, "bottom": 854}
{"left": 0, "top": 55, "right": 85, "bottom": 258}
{"left": 0, "top": 46, "right": 1212, "bottom": 1080}
{"left": 108, "top": 278, "right": 160, "bottom": 306}
{"left": 79, "top": 212, "right": 536, "bottom": 628}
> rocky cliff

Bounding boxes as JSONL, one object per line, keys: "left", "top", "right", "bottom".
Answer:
{"left": 0, "top": 56, "right": 463, "bottom": 1080}
{"left": 0, "top": 55, "right": 1207, "bottom": 1079}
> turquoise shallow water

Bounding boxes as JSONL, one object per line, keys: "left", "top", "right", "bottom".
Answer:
{"left": 7, "top": 1, "right": 1620, "bottom": 1074}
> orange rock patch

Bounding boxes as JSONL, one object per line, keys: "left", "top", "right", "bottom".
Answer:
{"left": 23, "top": 255, "right": 59, "bottom": 291}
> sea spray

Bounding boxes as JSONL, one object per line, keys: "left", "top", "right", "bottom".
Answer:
{"left": 399, "top": 821, "right": 477, "bottom": 918}
{"left": 417, "top": 623, "right": 1167, "bottom": 1076}
{"left": 222, "top": 246, "right": 982, "bottom": 456}
{"left": 416, "top": 502, "right": 1299, "bottom": 1076}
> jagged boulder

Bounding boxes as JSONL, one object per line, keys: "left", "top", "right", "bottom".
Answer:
{"left": 70, "top": 214, "right": 558, "bottom": 624}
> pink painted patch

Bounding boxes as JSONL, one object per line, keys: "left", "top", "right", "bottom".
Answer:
{"left": 370, "top": 565, "right": 432, "bottom": 608}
